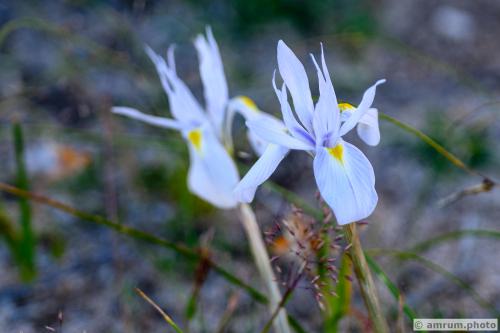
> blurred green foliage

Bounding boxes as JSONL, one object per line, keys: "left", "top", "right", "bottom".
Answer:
{"left": 190, "top": 0, "right": 376, "bottom": 37}
{"left": 414, "top": 112, "right": 492, "bottom": 175}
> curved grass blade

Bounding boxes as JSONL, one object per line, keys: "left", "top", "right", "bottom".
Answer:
{"left": 410, "top": 229, "right": 500, "bottom": 253}
{"left": 379, "top": 113, "right": 480, "bottom": 177}
{"left": 365, "top": 254, "right": 418, "bottom": 322}
{"left": 368, "top": 249, "right": 499, "bottom": 317}
{"left": 0, "top": 181, "right": 264, "bottom": 302}
{"left": 136, "top": 288, "right": 184, "bottom": 333}
{"left": 0, "top": 181, "right": 308, "bottom": 333}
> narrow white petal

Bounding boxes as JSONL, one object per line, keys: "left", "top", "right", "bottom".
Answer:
{"left": 357, "top": 108, "right": 380, "bottom": 146}
{"left": 247, "top": 130, "right": 268, "bottom": 156}
{"left": 234, "top": 144, "right": 289, "bottom": 202}
{"left": 339, "top": 79, "right": 385, "bottom": 137}
{"left": 310, "top": 50, "right": 340, "bottom": 145}
{"left": 194, "top": 27, "right": 229, "bottom": 134}
{"left": 112, "top": 107, "right": 184, "bottom": 130}
{"left": 145, "top": 45, "right": 207, "bottom": 126}
{"left": 277, "top": 40, "right": 314, "bottom": 132}
{"left": 246, "top": 119, "right": 313, "bottom": 150}
{"left": 313, "top": 141, "right": 377, "bottom": 225}
{"left": 272, "top": 72, "right": 310, "bottom": 138}
{"left": 185, "top": 124, "right": 239, "bottom": 209}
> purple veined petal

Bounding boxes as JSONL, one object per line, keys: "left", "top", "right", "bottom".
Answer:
{"left": 111, "top": 107, "right": 185, "bottom": 131}
{"left": 246, "top": 118, "right": 314, "bottom": 151}
{"left": 339, "top": 79, "right": 385, "bottom": 137}
{"left": 234, "top": 144, "right": 289, "bottom": 202}
{"left": 277, "top": 40, "right": 314, "bottom": 132}
{"left": 194, "top": 27, "right": 229, "bottom": 135}
{"left": 272, "top": 72, "right": 316, "bottom": 145}
{"left": 310, "top": 50, "right": 340, "bottom": 145}
{"left": 313, "top": 139, "right": 377, "bottom": 225}
{"left": 184, "top": 123, "right": 239, "bottom": 209}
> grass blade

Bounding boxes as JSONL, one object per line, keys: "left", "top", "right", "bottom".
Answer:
{"left": 365, "top": 254, "right": 418, "bottom": 322}
{"left": 12, "top": 123, "right": 36, "bottom": 280}
{"left": 136, "top": 288, "right": 184, "bottom": 333}
{"left": 368, "top": 249, "right": 499, "bottom": 317}
{"left": 410, "top": 229, "right": 500, "bottom": 253}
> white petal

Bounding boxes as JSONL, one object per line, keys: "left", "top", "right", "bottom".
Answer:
{"left": 313, "top": 140, "right": 377, "bottom": 225}
{"left": 246, "top": 119, "right": 313, "bottom": 150}
{"left": 357, "top": 108, "right": 380, "bottom": 146}
{"left": 194, "top": 27, "right": 229, "bottom": 134}
{"left": 339, "top": 79, "right": 385, "bottom": 137}
{"left": 227, "top": 96, "right": 262, "bottom": 121}
{"left": 145, "top": 46, "right": 207, "bottom": 126}
{"left": 185, "top": 123, "right": 239, "bottom": 209}
{"left": 234, "top": 144, "right": 289, "bottom": 202}
{"left": 277, "top": 40, "right": 314, "bottom": 132}
{"left": 112, "top": 107, "right": 184, "bottom": 130}
{"left": 310, "top": 49, "right": 340, "bottom": 146}
{"left": 272, "top": 72, "right": 314, "bottom": 145}
{"left": 247, "top": 130, "right": 268, "bottom": 156}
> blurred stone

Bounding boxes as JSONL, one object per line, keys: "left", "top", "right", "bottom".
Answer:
{"left": 432, "top": 6, "right": 475, "bottom": 42}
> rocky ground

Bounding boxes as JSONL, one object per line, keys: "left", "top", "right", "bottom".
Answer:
{"left": 0, "top": 0, "right": 499, "bottom": 331}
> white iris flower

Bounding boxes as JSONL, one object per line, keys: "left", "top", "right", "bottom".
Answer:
{"left": 234, "top": 40, "right": 385, "bottom": 225}
{"left": 112, "top": 28, "right": 239, "bottom": 209}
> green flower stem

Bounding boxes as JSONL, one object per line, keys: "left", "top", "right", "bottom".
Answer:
{"left": 344, "top": 223, "right": 388, "bottom": 333}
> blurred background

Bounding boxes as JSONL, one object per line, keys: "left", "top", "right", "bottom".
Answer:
{"left": 0, "top": 0, "right": 499, "bottom": 331}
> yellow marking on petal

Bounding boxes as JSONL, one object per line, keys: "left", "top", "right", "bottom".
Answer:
{"left": 188, "top": 129, "right": 202, "bottom": 151}
{"left": 338, "top": 102, "right": 355, "bottom": 112}
{"left": 327, "top": 144, "right": 344, "bottom": 163}
{"left": 240, "top": 96, "right": 260, "bottom": 113}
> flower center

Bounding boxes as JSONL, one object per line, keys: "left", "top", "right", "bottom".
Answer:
{"left": 327, "top": 144, "right": 344, "bottom": 163}
{"left": 188, "top": 129, "right": 202, "bottom": 151}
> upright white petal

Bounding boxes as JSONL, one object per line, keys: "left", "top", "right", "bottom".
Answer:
{"left": 112, "top": 107, "right": 184, "bottom": 130}
{"left": 234, "top": 144, "right": 289, "bottom": 202}
{"left": 339, "top": 79, "right": 385, "bottom": 136}
{"left": 145, "top": 46, "right": 207, "bottom": 126}
{"left": 272, "top": 73, "right": 314, "bottom": 145}
{"left": 310, "top": 50, "right": 340, "bottom": 146}
{"left": 184, "top": 123, "right": 239, "bottom": 209}
{"left": 313, "top": 140, "right": 377, "bottom": 225}
{"left": 194, "top": 27, "right": 229, "bottom": 135}
{"left": 357, "top": 108, "right": 380, "bottom": 146}
{"left": 277, "top": 40, "right": 314, "bottom": 132}
{"left": 246, "top": 119, "right": 314, "bottom": 150}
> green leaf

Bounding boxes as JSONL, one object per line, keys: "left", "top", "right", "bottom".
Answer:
{"left": 12, "top": 123, "right": 36, "bottom": 281}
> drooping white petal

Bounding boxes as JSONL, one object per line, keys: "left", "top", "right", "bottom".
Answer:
{"left": 184, "top": 123, "right": 239, "bottom": 209}
{"left": 277, "top": 40, "right": 314, "bottom": 132}
{"left": 339, "top": 79, "right": 385, "bottom": 137}
{"left": 194, "top": 27, "right": 229, "bottom": 135}
{"left": 226, "top": 96, "right": 285, "bottom": 156}
{"left": 310, "top": 50, "right": 340, "bottom": 146}
{"left": 112, "top": 107, "right": 184, "bottom": 130}
{"left": 246, "top": 119, "right": 314, "bottom": 151}
{"left": 145, "top": 46, "right": 207, "bottom": 126}
{"left": 313, "top": 140, "right": 377, "bottom": 225}
{"left": 234, "top": 144, "right": 289, "bottom": 202}
{"left": 357, "top": 108, "right": 380, "bottom": 146}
